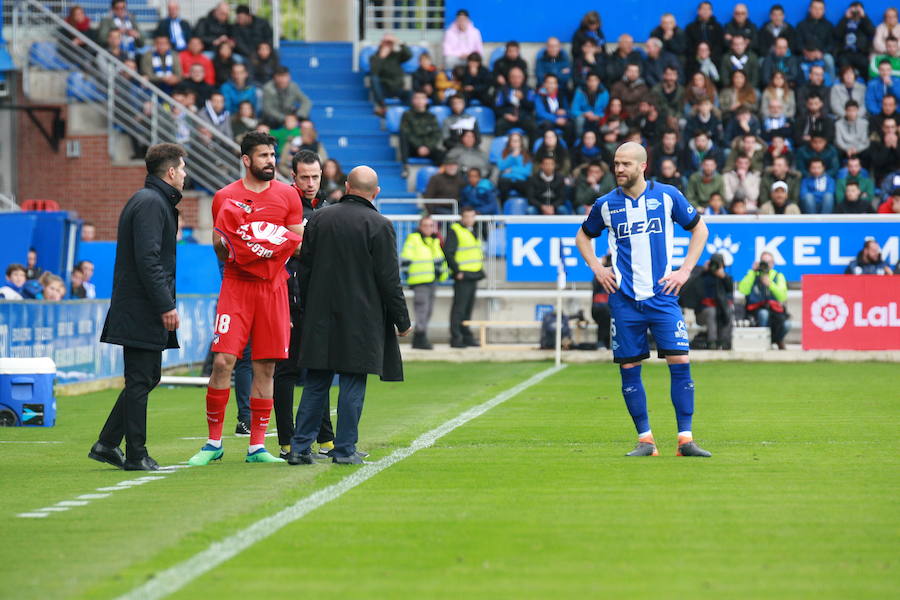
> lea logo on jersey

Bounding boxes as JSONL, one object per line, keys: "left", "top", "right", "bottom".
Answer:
{"left": 616, "top": 217, "right": 662, "bottom": 238}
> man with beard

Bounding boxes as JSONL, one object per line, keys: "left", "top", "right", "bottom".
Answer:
{"left": 188, "top": 131, "right": 303, "bottom": 465}
{"left": 575, "top": 141, "right": 712, "bottom": 458}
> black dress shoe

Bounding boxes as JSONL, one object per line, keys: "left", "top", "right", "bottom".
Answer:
{"left": 450, "top": 341, "right": 467, "bottom": 348}
{"left": 464, "top": 339, "right": 481, "bottom": 347}
{"left": 123, "top": 456, "right": 160, "bottom": 471}
{"left": 234, "top": 421, "right": 251, "bottom": 436}
{"left": 88, "top": 442, "right": 125, "bottom": 469}
{"left": 286, "top": 450, "right": 323, "bottom": 465}
{"left": 332, "top": 452, "right": 369, "bottom": 465}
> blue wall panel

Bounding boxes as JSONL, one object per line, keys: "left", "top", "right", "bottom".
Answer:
{"left": 445, "top": 0, "right": 896, "bottom": 43}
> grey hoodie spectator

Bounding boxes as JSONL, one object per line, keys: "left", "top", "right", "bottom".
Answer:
{"left": 261, "top": 66, "right": 312, "bottom": 126}
{"left": 834, "top": 100, "right": 870, "bottom": 157}
{"left": 445, "top": 131, "right": 491, "bottom": 177}
{"left": 830, "top": 66, "right": 868, "bottom": 118}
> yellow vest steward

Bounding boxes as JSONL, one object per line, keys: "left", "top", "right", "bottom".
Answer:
{"left": 401, "top": 232, "right": 448, "bottom": 285}
{"left": 450, "top": 223, "right": 483, "bottom": 273}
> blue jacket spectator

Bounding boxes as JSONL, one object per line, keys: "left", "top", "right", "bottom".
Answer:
{"left": 570, "top": 73, "right": 608, "bottom": 135}
{"left": 497, "top": 153, "right": 532, "bottom": 181}
{"left": 535, "top": 75, "right": 572, "bottom": 128}
{"left": 865, "top": 62, "right": 900, "bottom": 115}
{"left": 535, "top": 38, "right": 572, "bottom": 89}
{"left": 844, "top": 240, "right": 894, "bottom": 275}
{"left": 461, "top": 168, "right": 499, "bottom": 214}
{"left": 795, "top": 137, "right": 840, "bottom": 178}
{"left": 799, "top": 159, "right": 836, "bottom": 213}
{"left": 494, "top": 67, "right": 537, "bottom": 138}
{"left": 220, "top": 63, "right": 259, "bottom": 114}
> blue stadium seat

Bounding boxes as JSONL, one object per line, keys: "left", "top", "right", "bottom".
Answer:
{"left": 385, "top": 105, "right": 408, "bottom": 133}
{"left": 464, "top": 105, "right": 495, "bottom": 135}
{"left": 489, "top": 136, "right": 509, "bottom": 164}
{"left": 407, "top": 157, "right": 432, "bottom": 165}
{"left": 488, "top": 46, "right": 506, "bottom": 70}
{"left": 358, "top": 45, "right": 377, "bottom": 73}
{"left": 29, "top": 42, "right": 69, "bottom": 70}
{"left": 429, "top": 104, "right": 451, "bottom": 126}
{"left": 503, "top": 197, "right": 529, "bottom": 215}
{"left": 402, "top": 45, "right": 429, "bottom": 74}
{"left": 66, "top": 72, "right": 103, "bottom": 102}
{"left": 416, "top": 166, "right": 440, "bottom": 194}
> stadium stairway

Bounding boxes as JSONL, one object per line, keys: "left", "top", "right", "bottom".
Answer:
{"left": 278, "top": 41, "right": 418, "bottom": 214}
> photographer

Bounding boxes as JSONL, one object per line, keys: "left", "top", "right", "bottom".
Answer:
{"left": 738, "top": 251, "right": 790, "bottom": 350}
{"left": 685, "top": 253, "right": 734, "bottom": 350}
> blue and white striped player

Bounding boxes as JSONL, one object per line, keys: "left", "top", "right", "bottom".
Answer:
{"left": 576, "top": 142, "right": 712, "bottom": 457}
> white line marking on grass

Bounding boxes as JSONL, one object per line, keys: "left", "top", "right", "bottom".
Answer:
{"left": 0, "top": 440, "right": 64, "bottom": 444}
{"left": 118, "top": 364, "right": 565, "bottom": 600}
{"left": 56, "top": 500, "right": 89, "bottom": 507}
{"left": 17, "top": 512, "right": 49, "bottom": 518}
{"left": 37, "top": 507, "right": 70, "bottom": 512}
{"left": 78, "top": 493, "right": 111, "bottom": 500}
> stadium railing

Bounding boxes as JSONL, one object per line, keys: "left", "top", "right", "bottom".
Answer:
{"left": 9, "top": 0, "right": 243, "bottom": 193}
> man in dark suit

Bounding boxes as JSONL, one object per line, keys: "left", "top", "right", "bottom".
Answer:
{"left": 88, "top": 143, "right": 186, "bottom": 471}
{"left": 288, "top": 166, "right": 411, "bottom": 466}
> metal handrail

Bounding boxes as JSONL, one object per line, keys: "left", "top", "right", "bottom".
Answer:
{"left": 11, "top": 0, "right": 243, "bottom": 192}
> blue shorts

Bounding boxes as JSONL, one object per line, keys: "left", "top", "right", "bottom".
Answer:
{"left": 609, "top": 291, "right": 690, "bottom": 364}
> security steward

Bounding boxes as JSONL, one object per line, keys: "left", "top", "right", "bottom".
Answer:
{"left": 401, "top": 215, "right": 447, "bottom": 350}
{"left": 445, "top": 206, "right": 484, "bottom": 348}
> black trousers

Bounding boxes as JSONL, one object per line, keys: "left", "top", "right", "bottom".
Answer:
{"left": 450, "top": 278, "right": 478, "bottom": 344}
{"left": 98, "top": 346, "right": 161, "bottom": 460}
{"left": 273, "top": 317, "right": 334, "bottom": 447}
{"left": 592, "top": 303, "right": 611, "bottom": 349}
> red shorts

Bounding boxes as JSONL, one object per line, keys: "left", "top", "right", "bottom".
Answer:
{"left": 212, "top": 276, "right": 290, "bottom": 360}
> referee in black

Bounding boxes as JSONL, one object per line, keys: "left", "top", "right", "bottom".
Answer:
{"left": 88, "top": 143, "right": 186, "bottom": 471}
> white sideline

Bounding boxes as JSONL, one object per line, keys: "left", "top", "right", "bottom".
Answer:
{"left": 117, "top": 364, "right": 566, "bottom": 600}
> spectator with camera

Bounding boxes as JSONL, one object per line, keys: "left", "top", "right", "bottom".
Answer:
{"left": 685, "top": 253, "right": 734, "bottom": 350}
{"left": 739, "top": 252, "right": 790, "bottom": 350}
{"left": 845, "top": 240, "right": 894, "bottom": 275}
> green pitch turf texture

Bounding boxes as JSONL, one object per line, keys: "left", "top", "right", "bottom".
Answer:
{"left": 0, "top": 361, "right": 896, "bottom": 599}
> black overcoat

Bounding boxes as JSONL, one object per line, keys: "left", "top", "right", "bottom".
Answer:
{"left": 297, "top": 195, "right": 410, "bottom": 381}
{"left": 101, "top": 175, "right": 180, "bottom": 351}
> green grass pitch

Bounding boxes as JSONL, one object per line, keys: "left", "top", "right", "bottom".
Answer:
{"left": 0, "top": 361, "right": 896, "bottom": 599}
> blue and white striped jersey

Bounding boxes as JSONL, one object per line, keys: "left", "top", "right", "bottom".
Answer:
{"left": 581, "top": 181, "right": 701, "bottom": 301}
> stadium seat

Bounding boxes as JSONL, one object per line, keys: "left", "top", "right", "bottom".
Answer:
{"left": 21, "top": 199, "right": 61, "bottom": 211}
{"left": 489, "top": 136, "right": 509, "bottom": 164}
{"left": 406, "top": 157, "right": 432, "bottom": 165}
{"left": 385, "top": 105, "right": 408, "bottom": 133}
{"left": 66, "top": 72, "right": 104, "bottom": 102}
{"left": 416, "top": 166, "right": 440, "bottom": 194}
{"left": 402, "top": 45, "right": 429, "bottom": 74}
{"left": 464, "top": 105, "right": 495, "bottom": 134}
{"left": 488, "top": 46, "right": 506, "bottom": 70}
{"left": 503, "top": 196, "right": 529, "bottom": 215}
{"left": 29, "top": 42, "right": 70, "bottom": 70}
{"left": 358, "top": 45, "right": 377, "bottom": 72}
{"left": 429, "top": 104, "right": 451, "bottom": 126}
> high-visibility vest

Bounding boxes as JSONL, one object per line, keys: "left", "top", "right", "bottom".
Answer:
{"left": 450, "top": 223, "right": 483, "bottom": 273}
{"left": 401, "top": 232, "right": 447, "bottom": 285}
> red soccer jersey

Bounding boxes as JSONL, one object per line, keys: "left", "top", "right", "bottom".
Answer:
{"left": 214, "top": 198, "right": 301, "bottom": 281}
{"left": 212, "top": 179, "right": 303, "bottom": 281}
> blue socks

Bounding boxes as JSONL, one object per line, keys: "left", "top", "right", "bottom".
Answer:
{"left": 668, "top": 363, "right": 694, "bottom": 434}
{"left": 620, "top": 365, "right": 650, "bottom": 435}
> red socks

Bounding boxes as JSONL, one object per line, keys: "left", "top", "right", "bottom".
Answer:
{"left": 205, "top": 387, "right": 230, "bottom": 442}
{"left": 249, "top": 397, "right": 274, "bottom": 446}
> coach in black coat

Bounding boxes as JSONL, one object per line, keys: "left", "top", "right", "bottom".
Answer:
{"left": 90, "top": 144, "right": 186, "bottom": 472}
{"left": 290, "top": 166, "right": 411, "bottom": 465}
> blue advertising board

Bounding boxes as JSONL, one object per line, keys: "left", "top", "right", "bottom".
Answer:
{"left": 505, "top": 217, "right": 900, "bottom": 283}
{"left": 0, "top": 296, "right": 218, "bottom": 384}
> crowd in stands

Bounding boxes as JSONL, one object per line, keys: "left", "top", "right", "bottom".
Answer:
{"left": 64, "top": 0, "right": 334, "bottom": 188}
{"left": 0, "top": 249, "right": 97, "bottom": 301}
{"left": 382, "top": 3, "right": 900, "bottom": 215}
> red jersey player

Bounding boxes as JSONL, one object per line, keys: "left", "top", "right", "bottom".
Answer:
{"left": 189, "top": 131, "right": 303, "bottom": 465}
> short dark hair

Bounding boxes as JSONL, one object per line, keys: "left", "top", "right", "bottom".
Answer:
{"left": 845, "top": 99, "right": 859, "bottom": 109}
{"left": 806, "top": 92, "right": 822, "bottom": 102}
{"left": 466, "top": 52, "right": 482, "bottom": 63}
{"left": 6, "top": 263, "right": 25, "bottom": 278}
{"left": 241, "top": 131, "right": 277, "bottom": 157}
{"left": 111, "top": 0, "right": 125, "bottom": 7}
{"left": 587, "top": 160, "right": 604, "bottom": 170}
{"left": 460, "top": 205, "right": 476, "bottom": 214}
{"left": 845, "top": 180, "right": 860, "bottom": 188}
{"left": 543, "top": 73, "right": 559, "bottom": 84}
{"left": 274, "top": 65, "right": 291, "bottom": 76}
{"left": 75, "top": 260, "right": 93, "bottom": 269}
{"left": 456, "top": 9, "right": 469, "bottom": 17}
{"left": 145, "top": 143, "right": 186, "bottom": 178}
{"left": 808, "top": 157, "right": 825, "bottom": 167}
{"left": 291, "top": 149, "right": 322, "bottom": 173}
{"left": 505, "top": 40, "right": 519, "bottom": 49}
{"left": 236, "top": 5, "right": 251, "bottom": 15}
{"left": 771, "top": 4, "right": 785, "bottom": 12}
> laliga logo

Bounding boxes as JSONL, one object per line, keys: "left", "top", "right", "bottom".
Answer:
{"left": 811, "top": 293, "right": 900, "bottom": 332}
{"left": 810, "top": 294, "right": 849, "bottom": 332}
